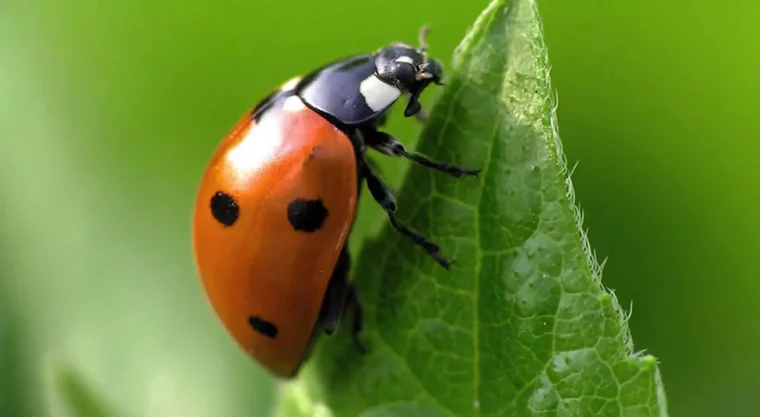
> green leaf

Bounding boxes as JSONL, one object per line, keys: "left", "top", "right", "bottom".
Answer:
{"left": 279, "top": 0, "right": 669, "bottom": 416}
{"left": 51, "top": 362, "right": 119, "bottom": 417}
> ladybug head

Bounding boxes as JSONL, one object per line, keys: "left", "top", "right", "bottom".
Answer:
{"left": 374, "top": 26, "right": 444, "bottom": 93}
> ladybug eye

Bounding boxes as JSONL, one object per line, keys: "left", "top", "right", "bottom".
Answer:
{"left": 390, "top": 61, "right": 416, "bottom": 88}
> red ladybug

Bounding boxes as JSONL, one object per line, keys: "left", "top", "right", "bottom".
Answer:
{"left": 192, "top": 27, "right": 479, "bottom": 378}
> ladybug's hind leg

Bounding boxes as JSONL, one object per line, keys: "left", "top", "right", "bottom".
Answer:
{"left": 360, "top": 159, "right": 452, "bottom": 269}
{"left": 316, "top": 247, "right": 367, "bottom": 352}
{"left": 318, "top": 248, "right": 351, "bottom": 335}
{"left": 345, "top": 284, "right": 367, "bottom": 353}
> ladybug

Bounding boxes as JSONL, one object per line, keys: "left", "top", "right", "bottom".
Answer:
{"left": 192, "top": 27, "right": 479, "bottom": 378}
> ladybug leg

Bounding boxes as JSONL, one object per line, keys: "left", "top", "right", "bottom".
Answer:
{"left": 374, "top": 109, "right": 390, "bottom": 129}
{"left": 346, "top": 284, "right": 367, "bottom": 353}
{"left": 361, "top": 128, "right": 481, "bottom": 178}
{"left": 403, "top": 91, "right": 424, "bottom": 118}
{"left": 403, "top": 79, "right": 442, "bottom": 121}
{"left": 403, "top": 91, "right": 431, "bottom": 124}
{"left": 403, "top": 81, "right": 439, "bottom": 118}
{"left": 318, "top": 248, "right": 351, "bottom": 335}
{"left": 361, "top": 160, "right": 452, "bottom": 269}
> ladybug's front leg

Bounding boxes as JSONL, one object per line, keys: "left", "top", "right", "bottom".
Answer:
{"left": 361, "top": 128, "right": 481, "bottom": 178}
{"left": 403, "top": 92, "right": 429, "bottom": 124}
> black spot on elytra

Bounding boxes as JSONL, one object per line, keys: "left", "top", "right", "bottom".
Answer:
{"left": 249, "top": 316, "right": 278, "bottom": 339}
{"left": 287, "top": 198, "right": 328, "bottom": 232}
{"left": 210, "top": 191, "right": 239, "bottom": 226}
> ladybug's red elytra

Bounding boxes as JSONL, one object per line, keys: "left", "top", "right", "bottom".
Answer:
{"left": 192, "top": 27, "right": 480, "bottom": 378}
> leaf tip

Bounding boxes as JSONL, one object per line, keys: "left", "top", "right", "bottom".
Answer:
{"left": 452, "top": 0, "right": 508, "bottom": 68}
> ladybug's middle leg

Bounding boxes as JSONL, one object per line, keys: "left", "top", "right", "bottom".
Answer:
{"left": 360, "top": 160, "right": 451, "bottom": 269}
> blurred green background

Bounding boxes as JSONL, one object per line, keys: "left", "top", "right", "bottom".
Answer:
{"left": 1, "top": 0, "right": 758, "bottom": 416}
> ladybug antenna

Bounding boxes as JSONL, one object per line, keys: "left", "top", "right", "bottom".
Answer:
{"left": 418, "top": 25, "right": 431, "bottom": 62}
{"left": 418, "top": 25, "right": 431, "bottom": 52}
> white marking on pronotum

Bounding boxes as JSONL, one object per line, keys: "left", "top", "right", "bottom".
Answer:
{"left": 359, "top": 75, "right": 401, "bottom": 112}
{"left": 280, "top": 76, "right": 301, "bottom": 92}
{"left": 282, "top": 95, "right": 306, "bottom": 112}
{"left": 395, "top": 55, "right": 415, "bottom": 65}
